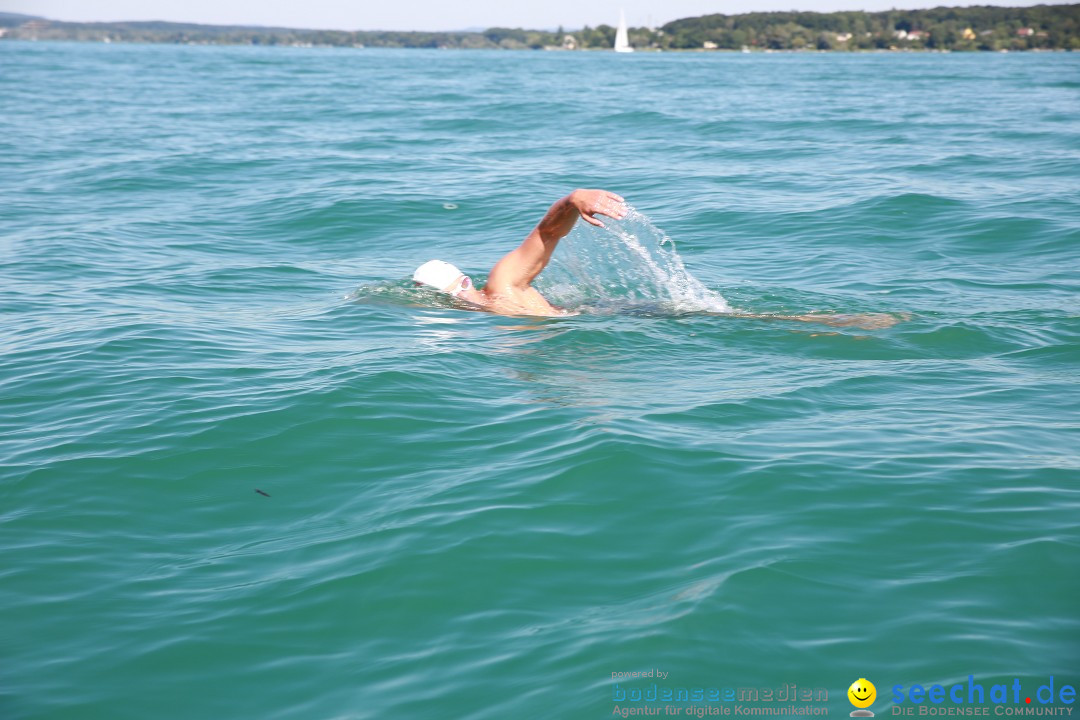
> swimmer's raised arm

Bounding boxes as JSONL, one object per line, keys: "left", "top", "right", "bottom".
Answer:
{"left": 486, "top": 189, "right": 626, "bottom": 292}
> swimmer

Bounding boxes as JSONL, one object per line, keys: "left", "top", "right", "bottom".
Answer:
{"left": 413, "top": 189, "right": 904, "bottom": 329}
{"left": 414, "top": 189, "right": 626, "bottom": 317}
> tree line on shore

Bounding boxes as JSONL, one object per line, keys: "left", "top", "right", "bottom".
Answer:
{"left": 2, "top": 5, "right": 1077, "bottom": 51}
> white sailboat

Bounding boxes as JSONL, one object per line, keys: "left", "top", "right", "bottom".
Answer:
{"left": 614, "top": 9, "right": 633, "bottom": 52}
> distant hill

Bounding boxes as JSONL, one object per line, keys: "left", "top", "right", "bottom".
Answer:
{"left": 0, "top": 11, "right": 44, "bottom": 27}
{"left": 659, "top": 4, "right": 1080, "bottom": 50}
{"left": 61, "top": 19, "right": 303, "bottom": 33}
{"left": 1, "top": 4, "right": 1077, "bottom": 50}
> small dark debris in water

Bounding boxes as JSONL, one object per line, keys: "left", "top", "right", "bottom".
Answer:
{"left": 255, "top": 489, "right": 270, "bottom": 497}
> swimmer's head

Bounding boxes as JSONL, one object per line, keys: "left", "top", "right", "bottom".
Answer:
{"left": 413, "top": 260, "right": 482, "bottom": 303}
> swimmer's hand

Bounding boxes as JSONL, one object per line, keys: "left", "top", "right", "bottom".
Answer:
{"left": 571, "top": 189, "right": 627, "bottom": 228}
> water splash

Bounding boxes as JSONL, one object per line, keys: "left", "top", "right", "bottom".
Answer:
{"left": 537, "top": 207, "right": 731, "bottom": 315}
{"left": 346, "top": 280, "right": 462, "bottom": 311}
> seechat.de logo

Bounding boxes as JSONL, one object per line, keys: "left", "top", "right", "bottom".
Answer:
{"left": 849, "top": 678, "right": 877, "bottom": 717}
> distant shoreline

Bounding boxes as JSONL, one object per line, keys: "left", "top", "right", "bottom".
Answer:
{"left": 1, "top": 39, "right": 1075, "bottom": 54}
{"left": 2, "top": 4, "right": 1077, "bottom": 52}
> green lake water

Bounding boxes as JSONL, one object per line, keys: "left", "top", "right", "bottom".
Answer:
{"left": 1, "top": 42, "right": 1078, "bottom": 719}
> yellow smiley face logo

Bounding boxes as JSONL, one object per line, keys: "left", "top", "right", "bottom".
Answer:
{"left": 848, "top": 678, "right": 876, "bottom": 708}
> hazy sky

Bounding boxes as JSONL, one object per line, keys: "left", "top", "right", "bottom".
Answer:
{"left": 2, "top": 0, "right": 1053, "bottom": 31}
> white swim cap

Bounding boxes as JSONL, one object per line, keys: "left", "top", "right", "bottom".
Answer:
{"left": 413, "top": 260, "right": 468, "bottom": 295}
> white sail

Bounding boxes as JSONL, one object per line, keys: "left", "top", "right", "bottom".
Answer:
{"left": 614, "top": 9, "right": 633, "bottom": 52}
